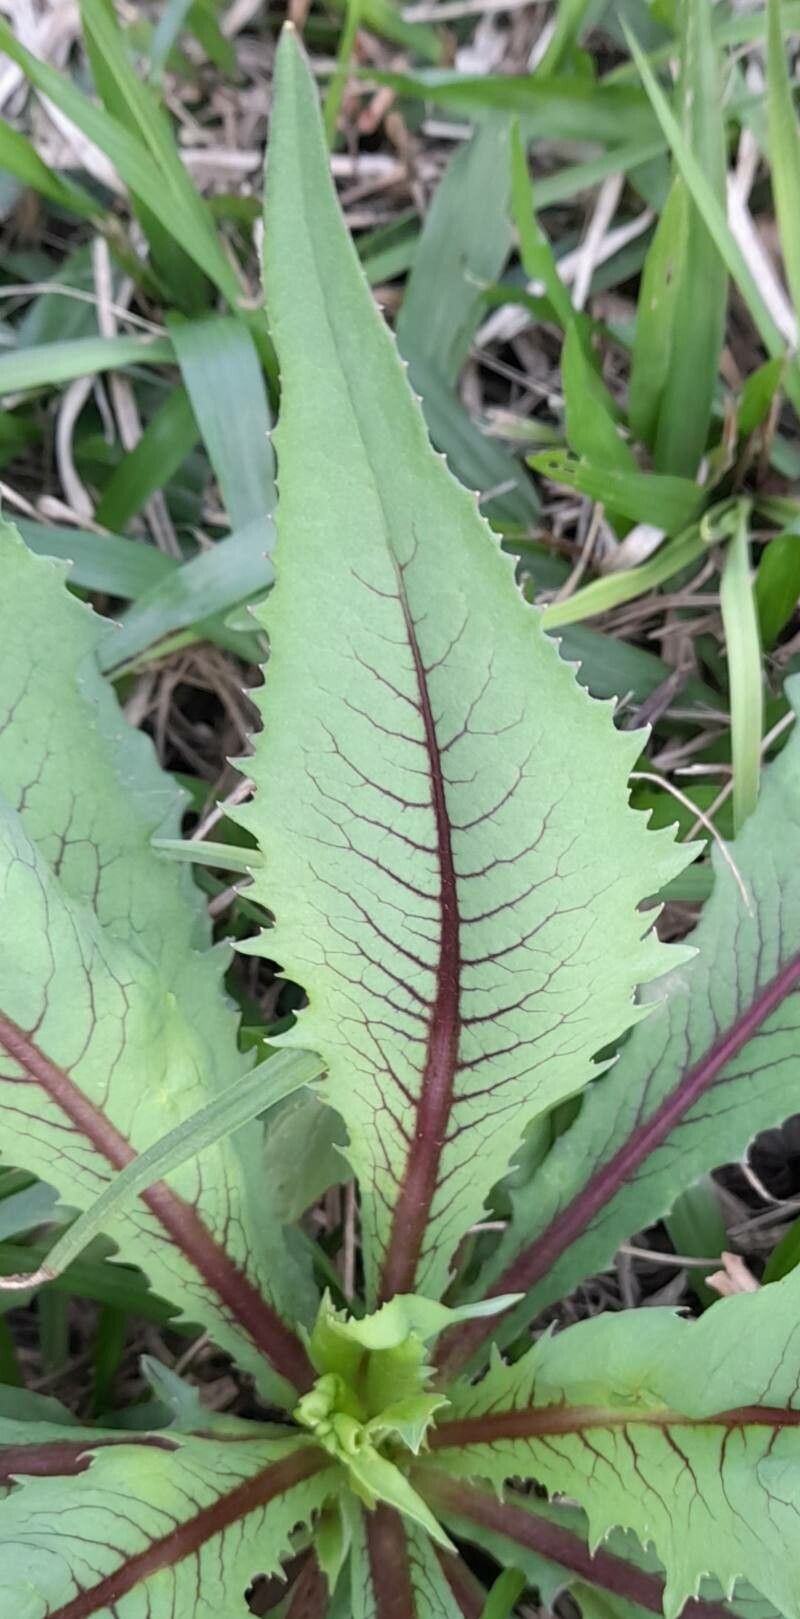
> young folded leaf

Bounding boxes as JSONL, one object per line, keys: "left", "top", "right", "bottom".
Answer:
{"left": 0, "top": 522, "right": 313, "bottom": 1400}
{"left": 242, "top": 23, "right": 689, "bottom": 1307}
{"left": 439, "top": 679, "right": 800, "bottom": 1373}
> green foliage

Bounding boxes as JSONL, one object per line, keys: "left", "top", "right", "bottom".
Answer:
{"left": 0, "top": 18, "right": 799, "bottom": 1619}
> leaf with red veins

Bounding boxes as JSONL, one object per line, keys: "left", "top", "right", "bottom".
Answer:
{"left": 426, "top": 1287, "right": 800, "bottom": 1619}
{"left": 440, "top": 680, "right": 800, "bottom": 1378}
{"left": 351, "top": 1506, "right": 467, "bottom": 1619}
{"left": 0, "top": 1428, "right": 335, "bottom": 1619}
{"left": 241, "top": 26, "right": 690, "bottom": 1306}
{"left": 0, "top": 525, "right": 313, "bottom": 1401}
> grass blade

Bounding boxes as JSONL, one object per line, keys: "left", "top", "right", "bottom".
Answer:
{"left": 0, "top": 18, "right": 242, "bottom": 305}
{"left": 509, "top": 121, "right": 574, "bottom": 331}
{"left": 719, "top": 503, "right": 763, "bottom": 831}
{"left": 623, "top": 20, "right": 787, "bottom": 364}
{"left": 766, "top": 0, "right": 800, "bottom": 320}
{"left": 629, "top": 176, "right": 689, "bottom": 449}
{"left": 5, "top": 1050, "right": 326, "bottom": 1288}
{"left": 531, "top": 450, "right": 704, "bottom": 534}
{"left": 397, "top": 120, "right": 513, "bottom": 386}
{"left": 0, "top": 334, "right": 172, "bottom": 394}
{"left": 168, "top": 314, "right": 275, "bottom": 529}
{"left": 0, "top": 119, "right": 98, "bottom": 219}
{"left": 95, "top": 385, "right": 200, "bottom": 531}
{"left": 652, "top": 0, "right": 727, "bottom": 476}
{"left": 541, "top": 525, "right": 705, "bottom": 628}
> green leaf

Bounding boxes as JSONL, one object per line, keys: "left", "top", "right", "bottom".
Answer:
{"left": 531, "top": 451, "right": 703, "bottom": 535}
{"left": 767, "top": 0, "right": 800, "bottom": 321}
{"left": 0, "top": 521, "right": 313, "bottom": 1400}
{"left": 623, "top": 21, "right": 789, "bottom": 371}
{"left": 763, "top": 1216, "right": 800, "bottom": 1284}
{"left": 79, "top": 0, "right": 210, "bottom": 311}
{"left": 95, "top": 385, "right": 200, "bottom": 532}
{"left": 540, "top": 523, "right": 705, "bottom": 629}
{"left": 397, "top": 121, "right": 513, "bottom": 388}
{"left": 560, "top": 324, "right": 638, "bottom": 533}
{"left": 244, "top": 27, "right": 689, "bottom": 1305}
{"left": 427, "top": 1284, "right": 800, "bottom": 1619}
{"left": 509, "top": 122, "right": 574, "bottom": 332}
{"left": 97, "top": 516, "right": 275, "bottom": 674}
{"left": 0, "top": 1425, "right": 335, "bottom": 1616}
{"left": 16, "top": 518, "right": 176, "bottom": 598}
{"left": 628, "top": 177, "right": 689, "bottom": 450}
{"left": 720, "top": 503, "right": 763, "bottom": 830}
{"left": 437, "top": 679, "right": 800, "bottom": 1377}
{"left": 365, "top": 69, "right": 658, "bottom": 146}
{"left": 167, "top": 313, "right": 276, "bottom": 529}
{"left": 13, "top": 1047, "right": 325, "bottom": 1286}
{"left": 0, "top": 118, "right": 98, "bottom": 219}
{"left": 755, "top": 530, "right": 800, "bottom": 649}
{"left": 0, "top": 333, "right": 173, "bottom": 394}
{"left": 0, "top": 17, "right": 241, "bottom": 306}
{"left": 650, "top": 0, "right": 727, "bottom": 476}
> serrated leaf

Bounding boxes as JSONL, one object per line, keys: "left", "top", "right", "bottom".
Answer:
{"left": 427, "top": 1284, "right": 800, "bottom": 1617}
{"left": 0, "top": 522, "right": 313, "bottom": 1400}
{"left": 243, "top": 27, "right": 689, "bottom": 1306}
{"left": 0, "top": 1425, "right": 334, "bottom": 1617}
{"left": 436, "top": 681, "right": 800, "bottom": 1376}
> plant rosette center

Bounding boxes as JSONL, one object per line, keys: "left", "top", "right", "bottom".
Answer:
{"left": 292, "top": 1291, "right": 519, "bottom": 1548}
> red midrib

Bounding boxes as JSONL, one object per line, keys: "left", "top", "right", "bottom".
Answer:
{"left": 366, "top": 1505, "right": 416, "bottom": 1619}
{"left": 46, "top": 1446, "right": 329, "bottom": 1619}
{"left": 420, "top": 1475, "right": 734, "bottom": 1619}
{"left": 428, "top": 1401, "right": 800, "bottom": 1449}
{"left": 437, "top": 949, "right": 800, "bottom": 1375}
{"left": 0, "top": 1011, "right": 314, "bottom": 1392}
{"left": 378, "top": 579, "right": 461, "bottom": 1301}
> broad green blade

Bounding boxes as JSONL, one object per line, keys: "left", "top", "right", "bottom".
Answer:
{"left": 244, "top": 28, "right": 689, "bottom": 1305}
{"left": 531, "top": 451, "right": 703, "bottom": 535}
{"left": 427, "top": 1281, "right": 800, "bottom": 1619}
{"left": 0, "top": 1426, "right": 334, "bottom": 1618}
{"left": 0, "top": 522, "right": 313, "bottom": 1400}
{"left": 439, "top": 679, "right": 800, "bottom": 1376}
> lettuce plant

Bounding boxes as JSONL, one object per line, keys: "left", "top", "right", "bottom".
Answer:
{"left": 1, "top": 28, "right": 800, "bottom": 1619}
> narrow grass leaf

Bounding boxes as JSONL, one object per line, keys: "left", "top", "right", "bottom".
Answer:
{"left": 0, "top": 333, "right": 173, "bottom": 395}
{"left": 629, "top": 177, "right": 689, "bottom": 449}
{"left": 541, "top": 525, "right": 704, "bottom": 628}
{"left": 652, "top": 0, "right": 727, "bottom": 476}
{"left": 397, "top": 120, "right": 513, "bottom": 386}
{"left": 755, "top": 528, "right": 800, "bottom": 648}
{"left": 531, "top": 450, "right": 703, "bottom": 534}
{"left": 719, "top": 504, "right": 764, "bottom": 831}
{"left": 95, "top": 385, "right": 199, "bottom": 531}
{"left": 624, "top": 21, "right": 788, "bottom": 366}
{"left": 0, "top": 119, "right": 98, "bottom": 219}
{"left": 534, "top": 0, "right": 591, "bottom": 76}
{"left": 509, "top": 122, "right": 573, "bottom": 331}
{"left": 97, "top": 516, "right": 274, "bottom": 673}
{"left": 168, "top": 315, "right": 275, "bottom": 529}
{"left": 0, "top": 19, "right": 242, "bottom": 305}
{"left": 152, "top": 838, "right": 263, "bottom": 872}
{"left": 767, "top": 0, "right": 800, "bottom": 320}
{"left": 16, "top": 519, "right": 176, "bottom": 599}
{"left": 366, "top": 69, "right": 657, "bottom": 145}
{"left": 13, "top": 1050, "right": 326, "bottom": 1287}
